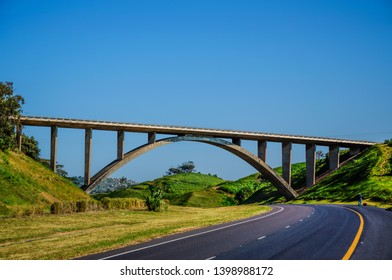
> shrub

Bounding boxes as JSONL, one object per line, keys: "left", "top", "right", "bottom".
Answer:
{"left": 235, "top": 186, "right": 254, "bottom": 204}
{"left": 145, "top": 185, "right": 163, "bottom": 212}
{"left": 384, "top": 139, "right": 392, "bottom": 147}
{"left": 99, "top": 197, "right": 145, "bottom": 211}
{"left": 50, "top": 201, "right": 76, "bottom": 214}
{"left": 10, "top": 205, "right": 44, "bottom": 217}
{"left": 76, "top": 200, "right": 87, "bottom": 212}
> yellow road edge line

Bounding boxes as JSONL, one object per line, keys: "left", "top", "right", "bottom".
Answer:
{"left": 342, "top": 207, "right": 364, "bottom": 260}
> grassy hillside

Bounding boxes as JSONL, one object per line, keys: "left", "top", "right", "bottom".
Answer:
{"left": 94, "top": 145, "right": 392, "bottom": 208}
{"left": 296, "top": 144, "right": 392, "bottom": 207}
{"left": 94, "top": 159, "right": 332, "bottom": 207}
{"left": 94, "top": 173, "right": 232, "bottom": 207}
{"left": 0, "top": 150, "right": 91, "bottom": 216}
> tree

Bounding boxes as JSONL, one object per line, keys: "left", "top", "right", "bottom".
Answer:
{"left": 178, "top": 161, "right": 196, "bottom": 173}
{"left": 166, "top": 161, "right": 196, "bottom": 175}
{"left": 39, "top": 159, "right": 69, "bottom": 177}
{"left": 316, "top": 150, "right": 325, "bottom": 160}
{"left": 384, "top": 139, "right": 392, "bottom": 147}
{"left": 0, "top": 81, "right": 25, "bottom": 151}
{"left": 21, "top": 134, "right": 40, "bottom": 160}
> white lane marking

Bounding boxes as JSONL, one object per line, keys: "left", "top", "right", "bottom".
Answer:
{"left": 285, "top": 225, "right": 291, "bottom": 228}
{"left": 99, "top": 206, "right": 285, "bottom": 260}
{"left": 307, "top": 215, "right": 310, "bottom": 218}
{"left": 299, "top": 219, "right": 303, "bottom": 222}
{"left": 258, "top": 236, "right": 266, "bottom": 240}
{"left": 206, "top": 256, "right": 216, "bottom": 260}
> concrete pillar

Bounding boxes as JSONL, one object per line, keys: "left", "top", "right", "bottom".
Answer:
{"left": 148, "top": 132, "right": 156, "bottom": 144}
{"left": 232, "top": 138, "right": 241, "bottom": 146}
{"left": 117, "top": 130, "right": 124, "bottom": 160}
{"left": 329, "top": 145, "right": 340, "bottom": 171}
{"left": 257, "top": 140, "right": 267, "bottom": 162}
{"left": 282, "top": 141, "right": 292, "bottom": 186}
{"left": 50, "top": 126, "right": 58, "bottom": 172}
{"left": 84, "top": 128, "right": 92, "bottom": 186}
{"left": 349, "top": 147, "right": 361, "bottom": 157}
{"left": 306, "top": 144, "right": 316, "bottom": 187}
{"left": 16, "top": 124, "right": 22, "bottom": 151}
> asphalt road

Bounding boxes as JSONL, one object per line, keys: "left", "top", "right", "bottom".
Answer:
{"left": 78, "top": 204, "right": 392, "bottom": 260}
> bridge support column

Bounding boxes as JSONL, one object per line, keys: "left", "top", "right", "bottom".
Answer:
{"left": 329, "top": 145, "right": 340, "bottom": 171}
{"left": 84, "top": 128, "right": 92, "bottom": 186}
{"left": 148, "top": 132, "right": 156, "bottom": 144}
{"left": 232, "top": 138, "right": 241, "bottom": 146}
{"left": 50, "top": 126, "right": 58, "bottom": 172}
{"left": 306, "top": 144, "right": 316, "bottom": 187}
{"left": 117, "top": 130, "right": 124, "bottom": 160}
{"left": 16, "top": 124, "right": 22, "bottom": 151}
{"left": 257, "top": 140, "right": 267, "bottom": 162}
{"left": 349, "top": 147, "right": 361, "bottom": 156}
{"left": 282, "top": 141, "right": 292, "bottom": 186}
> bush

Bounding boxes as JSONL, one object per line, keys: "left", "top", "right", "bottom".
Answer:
{"left": 50, "top": 201, "right": 76, "bottom": 214}
{"left": 50, "top": 200, "right": 102, "bottom": 214}
{"left": 76, "top": 200, "right": 87, "bottom": 212}
{"left": 385, "top": 139, "right": 392, "bottom": 147}
{"left": 10, "top": 205, "right": 44, "bottom": 217}
{"left": 100, "top": 197, "right": 145, "bottom": 211}
{"left": 145, "top": 185, "right": 163, "bottom": 212}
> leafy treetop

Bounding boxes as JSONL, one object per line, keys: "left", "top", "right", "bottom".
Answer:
{"left": 0, "top": 81, "right": 24, "bottom": 151}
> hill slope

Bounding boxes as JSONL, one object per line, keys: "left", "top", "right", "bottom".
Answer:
{"left": 93, "top": 173, "right": 231, "bottom": 207}
{"left": 0, "top": 150, "right": 91, "bottom": 216}
{"left": 297, "top": 144, "right": 392, "bottom": 206}
{"left": 94, "top": 160, "right": 331, "bottom": 207}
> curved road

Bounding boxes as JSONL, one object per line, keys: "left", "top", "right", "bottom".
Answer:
{"left": 78, "top": 204, "right": 392, "bottom": 260}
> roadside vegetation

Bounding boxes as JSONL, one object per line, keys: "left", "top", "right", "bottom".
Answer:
{"left": 0, "top": 204, "right": 270, "bottom": 260}
{"left": 294, "top": 144, "right": 392, "bottom": 207}
{"left": 0, "top": 150, "right": 91, "bottom": 217}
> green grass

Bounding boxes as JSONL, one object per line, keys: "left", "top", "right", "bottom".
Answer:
{"left": 295, "top": 145, "right": 392, "bottom": 207}
{"left": 0, "top": 150, "right": 91, "bottom": 216}
{"left": 94, "top": 157, "right": 337, "bottom": 207}
{"left": 0, "top": 205, "right": 270, "bottom": 260}
{"left": 94, "top": 172, "right": 230, "bottom": 207}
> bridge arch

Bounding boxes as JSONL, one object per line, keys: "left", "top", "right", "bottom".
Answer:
{"left": 82, "top": 136, "right": 298, "bottom": 200}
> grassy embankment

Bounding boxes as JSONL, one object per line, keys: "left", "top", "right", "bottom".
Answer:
{"left": 1, "top": 144, "right": 391, "bottom": 259}
{"left": 0, "top": 150, "right": 91, "bottom": 217}
{"left": 94, "top": 172, "right": 235, "bottom": 207}
{"left": 294, "top": 144, "right": 392, "bottom": 207}
{"left": 0, "top": 150, "right": 270, "bottom": 259}
{"left": 0, "top": 205, "right": 269, "bottom": 259}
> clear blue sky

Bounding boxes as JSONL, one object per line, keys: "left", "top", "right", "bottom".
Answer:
{"left": 1, "top": 0, "right": 391, "bottom": 182}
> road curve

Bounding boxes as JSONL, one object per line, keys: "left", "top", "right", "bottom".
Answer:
{"left": 77, "top": 204, "right": 392, "bottom": 260}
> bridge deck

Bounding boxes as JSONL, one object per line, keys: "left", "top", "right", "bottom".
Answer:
{"left": 19, "top": 116, "right": 377, "bottom": 148}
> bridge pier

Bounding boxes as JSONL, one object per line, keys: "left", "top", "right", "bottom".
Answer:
{"left": 148, "top": 132, "right": 156, "bottom": 144}
{"left": 306, "top": 144, "right": 316, "bottom": 187}
{"left": 50, "top": 126, "right": 58, "bottom": 172}
{"left": 232, "top": 138, "right": 241, "bottom": 146}
{"left": 350, "top": 147, "right": 361, "bottom": 156}
{"left": 117, "top": 130, "right": 124, "bottom": 160}
{"left": 258, "top": 140, "right": 267, "bottom": 162}
{"left": 329, "top": 145, "right": 340, "bottom": 171}
{"left": 282, "top": 141, "right": 292, "bottom": 186}
{"left": 16, "top": 124, "right": 22, "bottom": 151}
{"left": 84, "top": 128, "right": 92, "bottom": 186}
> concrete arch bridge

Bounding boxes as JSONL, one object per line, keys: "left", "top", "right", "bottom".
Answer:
{"left": 18, "top": 116, "right": 377, "bottom": 200}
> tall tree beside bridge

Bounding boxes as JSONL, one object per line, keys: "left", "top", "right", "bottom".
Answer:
{"left": 0, "top": 81, "right": 24, "bottom": 151}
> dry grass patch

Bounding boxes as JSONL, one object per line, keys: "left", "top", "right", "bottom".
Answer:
{"left": 0, "top": 205, "right": 270, "bottom": 260}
